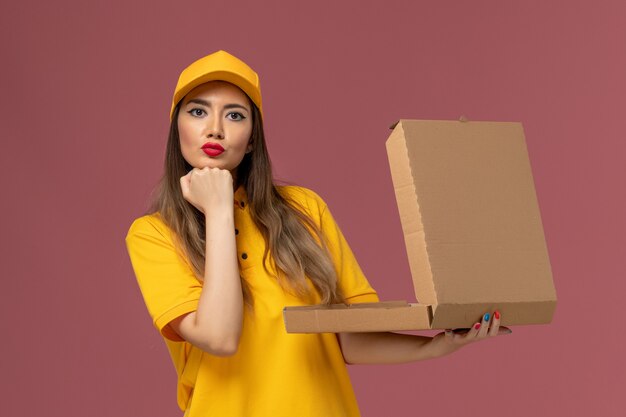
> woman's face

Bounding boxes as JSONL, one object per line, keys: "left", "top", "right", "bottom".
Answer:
{"left": 177, "top": 80, "right": 253, "bottom": 179}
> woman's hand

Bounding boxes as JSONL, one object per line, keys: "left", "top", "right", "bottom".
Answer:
{"left": 180, "top": 167, "right": 234, "bottom": 215}
{"left": 431, "top": 311, "right": 512, "bottom": 355}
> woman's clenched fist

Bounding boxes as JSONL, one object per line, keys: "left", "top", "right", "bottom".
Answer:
{"left": 180, "top": 167, "right": 234, "bottom": 215}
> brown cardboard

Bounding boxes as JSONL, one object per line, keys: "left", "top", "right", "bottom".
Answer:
{"left": 283, "top": 119, "right": 557, "bottom": 333}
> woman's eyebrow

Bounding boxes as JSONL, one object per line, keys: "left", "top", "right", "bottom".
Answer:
{"left": 186, "top": 98, "right": 249, "bottom": 112}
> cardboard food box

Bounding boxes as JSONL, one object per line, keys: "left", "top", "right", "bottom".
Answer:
{"left": 283, "top": 119, "right": 557, "bottom": 333}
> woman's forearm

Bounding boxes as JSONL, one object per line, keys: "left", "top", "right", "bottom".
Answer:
{"left": 338, "top": 311, "right": 511, "bottom": 364}
{"left": 193, "top": 208, "right": 243, "bottom": 353}
{"left": 338, "top": 331, "right": 459, "bottom": 364}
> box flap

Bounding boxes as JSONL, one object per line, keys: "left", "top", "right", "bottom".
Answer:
{"left": 385, "top": 120, "right": 556, "bottom": 309}
{"left": 430, "top": 300, "right": 557, "bottom": 329}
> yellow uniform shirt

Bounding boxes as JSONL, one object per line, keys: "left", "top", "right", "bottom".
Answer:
{"left": 125, "top": 185, "right": 379, "bottom": 416}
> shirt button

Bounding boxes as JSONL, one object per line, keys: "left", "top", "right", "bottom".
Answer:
{"left": 235, "top": 228, "right": 239, "bottom": 235}
{"left": 241, "top": 253, "right": 248, "bottom": 260}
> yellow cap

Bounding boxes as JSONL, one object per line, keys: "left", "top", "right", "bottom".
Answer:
{"left": 170, "top": 50, "right": 263, "bottom": 121}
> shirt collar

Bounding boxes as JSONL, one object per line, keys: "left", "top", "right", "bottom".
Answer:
{"left": 234, "top": 184, "right": 247, "bottom": 208}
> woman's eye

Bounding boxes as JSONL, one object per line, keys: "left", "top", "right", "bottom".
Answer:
{"left": 188, "top": 108, "right": 205, "bottom": 117}
{"left": 227, "top": 112, "right": 245, "bottom": 121}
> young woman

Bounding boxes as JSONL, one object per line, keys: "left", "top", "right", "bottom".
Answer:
{"left": 125, "top": 50, "right": 511, "bottom": 417}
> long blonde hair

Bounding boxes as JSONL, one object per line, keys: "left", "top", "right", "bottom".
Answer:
{"left": 146, "top": 99, "right": 346, "bottom": 310}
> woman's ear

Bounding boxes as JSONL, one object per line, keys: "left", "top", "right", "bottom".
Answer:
{"left": 246, "top": 142, "right": 253, "bottom": 154}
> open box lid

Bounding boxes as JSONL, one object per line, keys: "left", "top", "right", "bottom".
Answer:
{"left": 386, "top": 119, "right": 556, "bottom": 326}
{"left": 283, "top": 118, "right": 557, "bottom": 333}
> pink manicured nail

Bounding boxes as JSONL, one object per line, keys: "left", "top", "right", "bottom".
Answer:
{"left": 474, "top": 323, "right": 481, "bottom": 330}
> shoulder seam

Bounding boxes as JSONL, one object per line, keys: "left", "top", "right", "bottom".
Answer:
{"left": 127, "top": 214, "right": 170, "bottom": 242}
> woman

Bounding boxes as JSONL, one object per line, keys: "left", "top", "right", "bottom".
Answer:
{"left": 125, "top": 50, "right": 511, "bottom": 417}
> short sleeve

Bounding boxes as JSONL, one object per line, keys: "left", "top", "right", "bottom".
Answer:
{"left": 125, "top": 215, "right": 203, "bottom": 341}
{"left": 316, "top": 196, "right": 380, "bottom": 304}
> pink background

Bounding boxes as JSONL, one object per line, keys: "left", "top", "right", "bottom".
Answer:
{"left": 2, "top": 0, "right": 624, "bottom": 415}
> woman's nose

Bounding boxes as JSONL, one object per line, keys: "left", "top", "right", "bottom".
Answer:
{"left": 206, "top": 113, "right": 224, "bottom": 139}
{"left": 207, "top": 128, "right": 224, "bottom": 139}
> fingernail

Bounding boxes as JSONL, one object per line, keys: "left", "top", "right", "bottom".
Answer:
{"left": 494, "top": 310, "right": 500, "bottom": 319}
{"left": 483, "top": 313, "right": 490, "bottom": 322}
{"left": 474, "top": 323, "right": 481, "bottom": 330}
{"left": 506, "top": 328, "right": 513, "bottom": 334}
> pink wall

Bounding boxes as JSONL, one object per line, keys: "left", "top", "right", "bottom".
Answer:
{"left": 3, "top": 0, "right": 624, "bottom": 415}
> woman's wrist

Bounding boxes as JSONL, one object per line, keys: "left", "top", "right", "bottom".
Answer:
{"left": 426, "top": 332, "right": 463, "bottom": 359}
{"left": 204, "top": 206, "right": 235, "bottom": 222}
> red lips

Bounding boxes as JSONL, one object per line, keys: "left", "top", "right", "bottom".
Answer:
{"left": 202, "top": 142, "right": 224, "bottom": 157}
{"left": 202, "top": 142, "right": 224, "bottom": 151}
